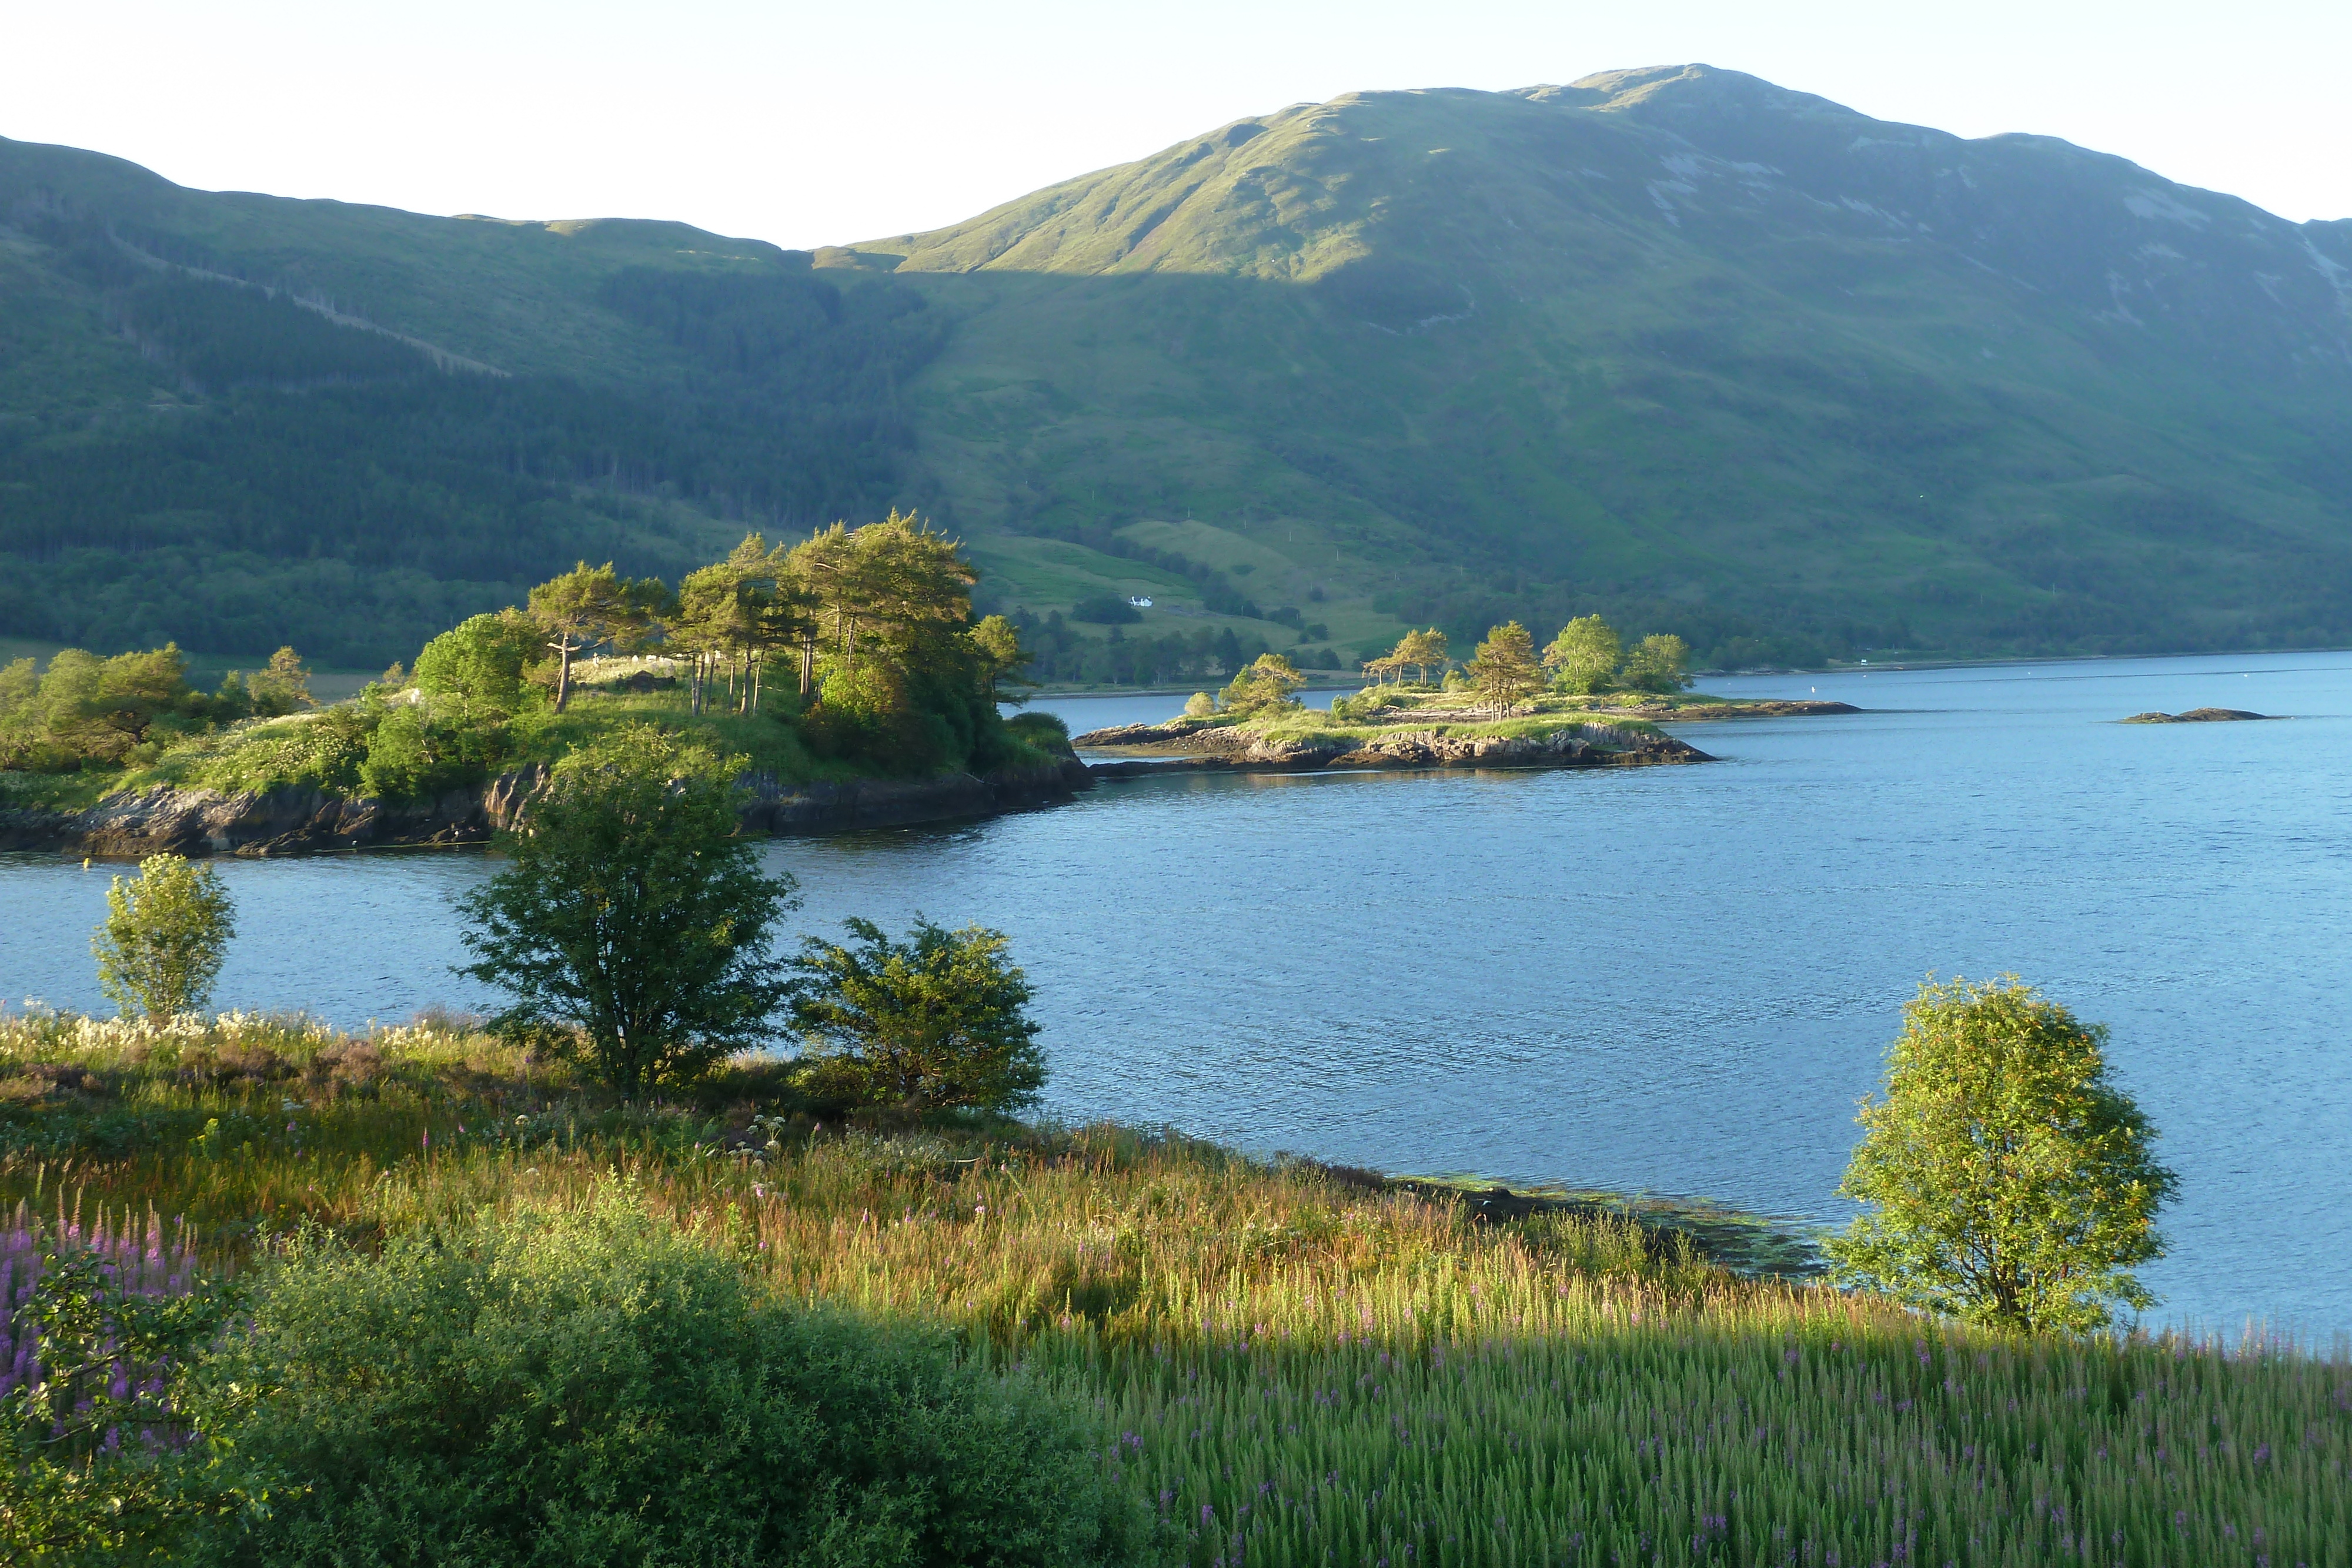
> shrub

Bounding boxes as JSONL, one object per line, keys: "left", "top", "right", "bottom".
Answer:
{"left": 188, "top": 707, "right": 373, "bottom": 795}
{"left": 92, "top": 854, "right": 237, "bottom": 1022}
{"left": 1003, "top": 710, "right": 1070, "bottom": 753}
{"left": 189, "top": 1189, "right": 1143, "bottom": 1567}
{"left": 355, "top": 703, "right": 506, "bottom": 802}
{"left": 786, "top": 918, "right": 1044, "bottom": 1112}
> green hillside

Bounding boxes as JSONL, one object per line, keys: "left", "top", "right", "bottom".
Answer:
{"left": 844, "top": 66, "right": 2352, "bottom": 661}
{"left": 5, "top": 65, "right": 2351, "bottom": 670}
{"left": 0, "top": 140, "right": 947, "bottom": 666}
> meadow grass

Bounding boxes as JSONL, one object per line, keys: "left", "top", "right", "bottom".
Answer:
{"left": 4, "top": 1011, "right": 2345, "bottom": 1566}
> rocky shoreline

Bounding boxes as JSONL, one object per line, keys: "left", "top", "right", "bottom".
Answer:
{"left": 2, "top": 707, "right": 1741, "bottom": 858}
{"left": 1074, "top": 718, "right": 1713, "bottom": 774}
{"left": 0, "top": 758, "right": 1094, "bottom": 858}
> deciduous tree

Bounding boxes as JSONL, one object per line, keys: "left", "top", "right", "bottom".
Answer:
{"left": 968, "top": 614, "right": 1036, "bottom": 706}
{"left": 1542, "top": 616, "right": 1621, "bottom": 694}
{"left": 92, "top": 853, "right": 236, "bottom": 1021}
{"left": 414, "top": 614, "right": 537, "bottom": 717}
{"left": 456, "top": 725, "right": 795, "bottom": 1094}
{"left": 1621, "top": 633, "right": 1692, "bottom": 694}
{"left": 1826, "top": 977, "right": 2179, "bottom": 1333}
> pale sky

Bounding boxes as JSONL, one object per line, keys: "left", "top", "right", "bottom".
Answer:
{"left": 7, "top": 0, "right": 2347, "bottom": 249}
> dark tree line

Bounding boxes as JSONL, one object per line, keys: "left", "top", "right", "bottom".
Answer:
{"left": 0, "top": 253, "right": 950, "bottom": 667}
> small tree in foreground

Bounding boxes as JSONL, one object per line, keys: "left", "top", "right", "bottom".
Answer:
{"left": 1828, "top": 977, "right": 2177, "bottom": 1333}
{"left": 456, "top": 725, "right": 796, "bottom": 1093}
{"left": 93, "top": 854, "right": 236, "bottom": 1021}
{"left": 786, "top": 917, "right": 1043, "bottom": 1112}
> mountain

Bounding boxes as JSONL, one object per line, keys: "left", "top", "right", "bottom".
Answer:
{"left": 0, "top": 139, "right": 947, "bottom": 665}
{"left": 839, "top": 66, "right": 2352, "bottom": 661}
{"left": 5, "top": 66, "right": 2351, "bottom": 669}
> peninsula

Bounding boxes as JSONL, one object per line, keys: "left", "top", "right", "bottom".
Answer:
{"left": 1077, "top": 626, "right": 1859, "bottom": 777}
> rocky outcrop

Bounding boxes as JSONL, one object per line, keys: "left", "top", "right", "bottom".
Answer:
{"left": 1085, "top": 721, "right": 1710, "bottom": 778}
{"left": 2120, "top": 708, "right": 2277, "bottom": 723}
{"left": 736, "top": 758, "right": 1092, "bottom": 833}
{"left": 0, "top": 777, "right": 533, "bottom": 858}
{"left": 0, "top": 758, "right": 1093, "bottom": 858}
{"left": 1070, "top": 720, "right": 1242, "bottom": 750}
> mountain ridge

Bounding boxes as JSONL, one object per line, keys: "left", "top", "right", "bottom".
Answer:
{"left": 3, "top": 67, "right": 2350, "bottom": 670}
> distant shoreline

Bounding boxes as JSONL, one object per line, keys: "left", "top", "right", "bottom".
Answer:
{"left": 1023, "top": 646, "right": 2352, "bottom": 698}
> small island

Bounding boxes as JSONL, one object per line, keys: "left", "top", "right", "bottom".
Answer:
{"left": 1078, "top": 618, "right": 1858, "bottom": 776}
{"left": 2120, "top": 707, "right": 2280, "bottom": 723}
{"left": 0, "top": 516, "right": 1088, "bottom": 857}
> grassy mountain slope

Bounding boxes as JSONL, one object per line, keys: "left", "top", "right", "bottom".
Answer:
{"left": 843, "top": 66, "right": 2352, "bottom": 659}
{"left": 0, "top": 138, "right": 947, "bottom": 666}
{"left": 4, "top": 67, "right": 2351, "bottom": 670}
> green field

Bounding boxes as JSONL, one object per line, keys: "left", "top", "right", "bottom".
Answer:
{"left": 2, "top": 1010, "right": 2344, "bottom": 1563}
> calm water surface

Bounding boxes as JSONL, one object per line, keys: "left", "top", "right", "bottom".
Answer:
{"left": 4, "top": 653, "right": 2347, "bottom": 1337}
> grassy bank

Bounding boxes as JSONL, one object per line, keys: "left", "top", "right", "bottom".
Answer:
{"left": 5, "top": 1010, "right": 2347, "bottom": 1564}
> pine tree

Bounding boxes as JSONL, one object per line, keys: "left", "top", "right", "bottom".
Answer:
{"left": 1466, "top": 622, "right": 1541, "bottom": 713}
{"left": 527, "top": 563, "right": 664, "bottom": 713}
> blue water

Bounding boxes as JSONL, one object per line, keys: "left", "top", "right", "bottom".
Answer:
{"left": 4, "top": 652, "right": 2348, "bottom": 1338}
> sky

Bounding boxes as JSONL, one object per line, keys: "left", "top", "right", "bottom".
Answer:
{"left": 7, "top": 0, "right": 2348, "bottom": 249}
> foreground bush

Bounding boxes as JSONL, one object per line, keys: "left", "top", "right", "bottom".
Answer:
{"left": 190, "top": 1188, "right": 1145, "bottom": 1567}
{"left": 787, "top": 917, "right": 1044, "bottom": 1112}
